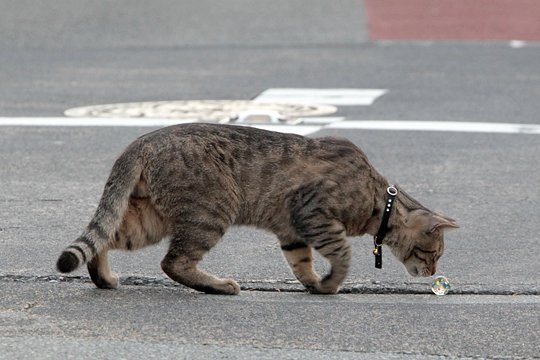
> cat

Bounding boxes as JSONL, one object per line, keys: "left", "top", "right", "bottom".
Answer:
{"left": 57, "top": 123, "right": 458, "bottom": 295}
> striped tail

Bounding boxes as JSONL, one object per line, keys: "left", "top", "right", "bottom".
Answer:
{"left": 56, "top": 231, "right": 99, "bottom": 273}
{"left": 57, "top": 144, "right": 143, "bottom": 273}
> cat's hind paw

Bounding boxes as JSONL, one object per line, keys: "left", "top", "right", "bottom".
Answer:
{"left": 89, "top": 270, "right": 120, "bottom": 290}
{"left": 197, "top": 279, "right": 240, "bottom": 295}
{"left": 223, "top": 279, "right": 241, "bottom": 295}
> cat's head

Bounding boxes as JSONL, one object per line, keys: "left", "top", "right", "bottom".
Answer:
{"left": 385, "top": 189, "right": 459, "bottom": 277}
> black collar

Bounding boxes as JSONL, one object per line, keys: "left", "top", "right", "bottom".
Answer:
{"left": 373, "top": 186, "right": 398, "bottom": 269}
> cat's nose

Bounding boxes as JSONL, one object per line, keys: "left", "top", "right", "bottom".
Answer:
{"left": 430, "top": 265, "right": 437, "bottom": 276}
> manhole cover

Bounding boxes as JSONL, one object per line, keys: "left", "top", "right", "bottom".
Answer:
{"left": 65, "top": 100, "right": 337, "bottom": 124}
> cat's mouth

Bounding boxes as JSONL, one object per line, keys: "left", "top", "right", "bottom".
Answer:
{"left": 405, "top": 265, "right": 420, "bottom": 277}
{"left": 411, "top": 267, "right": 436, "bottom": 277}
{"left": 407, "top": 265, "right": 432, "bottom": 277}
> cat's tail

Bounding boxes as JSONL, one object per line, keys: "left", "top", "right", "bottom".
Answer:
{"left": 56, "top": 143, "right": 143, "bottom": 273}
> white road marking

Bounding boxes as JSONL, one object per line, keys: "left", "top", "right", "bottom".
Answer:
{"left": 253, "top": 88, "right": 388, "bottom": 106}
{"left": 0, "top": 117, "right": 195, "bottom": 127}
{"left": 296, "top": 117, "right": 345, "bottom": 125}
{"left": 509, "top": 40, "right": 527, "bottom": 48}
{"left": 0, "top": 117, "right": 322, "bottom": 135}
{"left": 327, "top": 120, "right": 540, "bottom": 134}
{"left": 1, "top": 117, "right": 540, "bottom": 135}
{"left": 243, "top": 125, "right": 322, "bottom": 136}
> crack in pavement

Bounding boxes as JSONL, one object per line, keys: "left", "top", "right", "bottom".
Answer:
{"left": 1, "top": 274, "right": 538, "bottom": 295}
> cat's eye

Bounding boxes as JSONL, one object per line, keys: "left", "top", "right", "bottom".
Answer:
{"left": 412, "top": 246, "right": 436, "bottom": 262}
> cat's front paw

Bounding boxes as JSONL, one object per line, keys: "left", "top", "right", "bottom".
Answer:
{"left": 306, "top": 280, "right": 340, "bottom": 295}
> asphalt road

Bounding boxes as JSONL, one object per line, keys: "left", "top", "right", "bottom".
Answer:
{"left": 1, "top": 1, "right": 539, "bottom": 359}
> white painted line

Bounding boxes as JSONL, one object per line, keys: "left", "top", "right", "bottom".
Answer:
{"left": 0, "top": 117, "right": 196, "bottom": 127}
{"left": 327, "top": 120, "right": 540, "bottom": 134}
{"left": 254, "top": 88, "right": 387, "bottom": 106}
{"left": 296, "top": 117, "right": 345, "bottom": 125}
{"left": 510, "top": 40, "right": 527, "bottom": 48}
{"left": 245, "top": 125, "right": 322, "bottom": 136}
{"left": 2, "top": 118, "right": 540, "bottom": 135}
{"left": 0, "top": 117, "right": 323, "bottom": 135}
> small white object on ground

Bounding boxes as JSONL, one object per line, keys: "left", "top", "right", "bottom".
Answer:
{"left": 431, "top": 275, "right": 451, "bottom": 295}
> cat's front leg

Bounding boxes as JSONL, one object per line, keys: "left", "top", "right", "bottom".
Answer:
{"left": 279, "top": 238, "right": 321, "bottom": 293}
{"left": 290, "top": 218, "right": 350, "bottom": 294}
{"left": 310, "top": 234, "right": 351, "bottom": 295}
{"left": 286, "top": 179, "right": 351, "bottom": 294}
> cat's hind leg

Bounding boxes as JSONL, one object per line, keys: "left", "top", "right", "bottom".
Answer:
{"left": 161, "top": 223, "right": 240, "bottom": 295}
{"left": 279, "top": 238, "right": 321, "bottom": 293}
{"left": 87, "top": 196, "right": 167, "bottom": 290}
{"left": 87, "top": 250, "right": 119, "bottom": 289}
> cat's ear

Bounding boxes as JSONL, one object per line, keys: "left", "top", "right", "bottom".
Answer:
{"left": 428, "top": 214, "right": 459, "bottom": 233}
{"left": 404, "top": 209, "right": 459, "bottom": 232}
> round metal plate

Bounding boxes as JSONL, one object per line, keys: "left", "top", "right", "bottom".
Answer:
{"left": 65, "top": 100, "right": 337, "bottom": 123}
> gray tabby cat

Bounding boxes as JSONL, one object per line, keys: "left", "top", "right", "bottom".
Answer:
{"left": 57, "top": 123, "right": 458, "bottom": 295}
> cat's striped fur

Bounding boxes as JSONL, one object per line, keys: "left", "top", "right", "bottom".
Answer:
{"left": 57, "top": 123, "right": 458, "bottom": 294}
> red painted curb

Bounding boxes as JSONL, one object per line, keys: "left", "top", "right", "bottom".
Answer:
{"left": 365, "top": 0, "right": 540, "bottom": 41}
